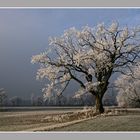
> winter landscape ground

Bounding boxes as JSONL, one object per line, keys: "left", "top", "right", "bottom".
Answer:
{"left": 0, "top": 107, "right": 140, "bottom": 131}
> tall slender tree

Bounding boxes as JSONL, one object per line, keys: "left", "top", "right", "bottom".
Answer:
{"left": 0, "top": 88, "right": 7, "bottom": 106}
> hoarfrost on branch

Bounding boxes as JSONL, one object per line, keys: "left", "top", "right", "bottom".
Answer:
{"left": 31, "top": 22, "right": 140, "bottom": 113}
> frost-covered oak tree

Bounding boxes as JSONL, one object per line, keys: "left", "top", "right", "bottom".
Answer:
{"left": 115, "top": 64, "right": 140, "bottom": 107}
{"left": 31, "top": 22, "right": 140, "bottom": 113}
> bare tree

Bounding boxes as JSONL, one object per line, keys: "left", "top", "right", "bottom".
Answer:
{"left": 31, "top": 22, "right": 140, "bottom": 113}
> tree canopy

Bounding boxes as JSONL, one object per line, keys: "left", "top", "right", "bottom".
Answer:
{"left": 31, "top": 22, "right": 140, "bottom": 113}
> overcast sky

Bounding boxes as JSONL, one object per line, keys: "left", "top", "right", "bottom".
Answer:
{"left": 0, "top": 8, "right": 140, "bottom": 99}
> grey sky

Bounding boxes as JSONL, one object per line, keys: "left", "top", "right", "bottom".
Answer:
{"left": 0, "top": 8, "right": 140, "bottom": 99}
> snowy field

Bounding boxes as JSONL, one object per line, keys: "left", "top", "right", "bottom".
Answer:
{"left": 0, "top": 106, "right": 83, "bottom": 131}
{"left": 0, "top": 107, "right": 140, "bottom": 131}
{"left": 54, "top": 110, "right": 140, "bottom": 131}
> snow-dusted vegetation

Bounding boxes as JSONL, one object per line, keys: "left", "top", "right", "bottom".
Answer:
{"left": 115, "top": 64, "right": 140, "bottom": 107}
{"left": 31, "top": 22, "right": 140, "bottom": 113}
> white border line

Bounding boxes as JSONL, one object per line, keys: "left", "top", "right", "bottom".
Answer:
{"left": 0, "top": 132, "right": 140, "bottom": 133}
{"left": 0, "top": 7, "right": 139, "bottom": 9}
{"left": 0, "top": 7, "right": 140, "bottom": 134}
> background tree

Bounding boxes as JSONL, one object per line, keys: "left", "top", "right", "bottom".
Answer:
{"left": 56, "top": 95, "right": 67, "bottom": 106}
{"left": 115, "top": 64, "right": 140, "bottom": 108}
{"left": 0, "top": 88, "right": 7, "bottom": 106}
{"left": 10, "top": 96, "right": 22, "bottom": 106}
{"left": 36, "top": 96, "right": 44, "bottom": 106}
{"left": 103, "top": 87, "right": 117, "bottom": 106}
{"left": 31, "top": 93, "right": 35, "bottom": 106}
{"left": 72, "top": 93, "right": 85, "bottom": 106}
{"left": 72, "top": 92, "right": 95, "bottom": 106}
{"left": 31, "top": 22, "right": 140, "bottom": 113}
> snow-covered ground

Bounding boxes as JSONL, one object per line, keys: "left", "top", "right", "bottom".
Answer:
{"left": 0, "top": 107, "right": 140, "bottom": 131}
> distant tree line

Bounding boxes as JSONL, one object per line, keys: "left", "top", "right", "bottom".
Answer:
{"left": 0, "top": 88, "right": 117, "bottom": 107}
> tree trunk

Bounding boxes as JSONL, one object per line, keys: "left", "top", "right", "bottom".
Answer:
{"left": 95, "top": 94, "right": 104, "bottom": 114}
